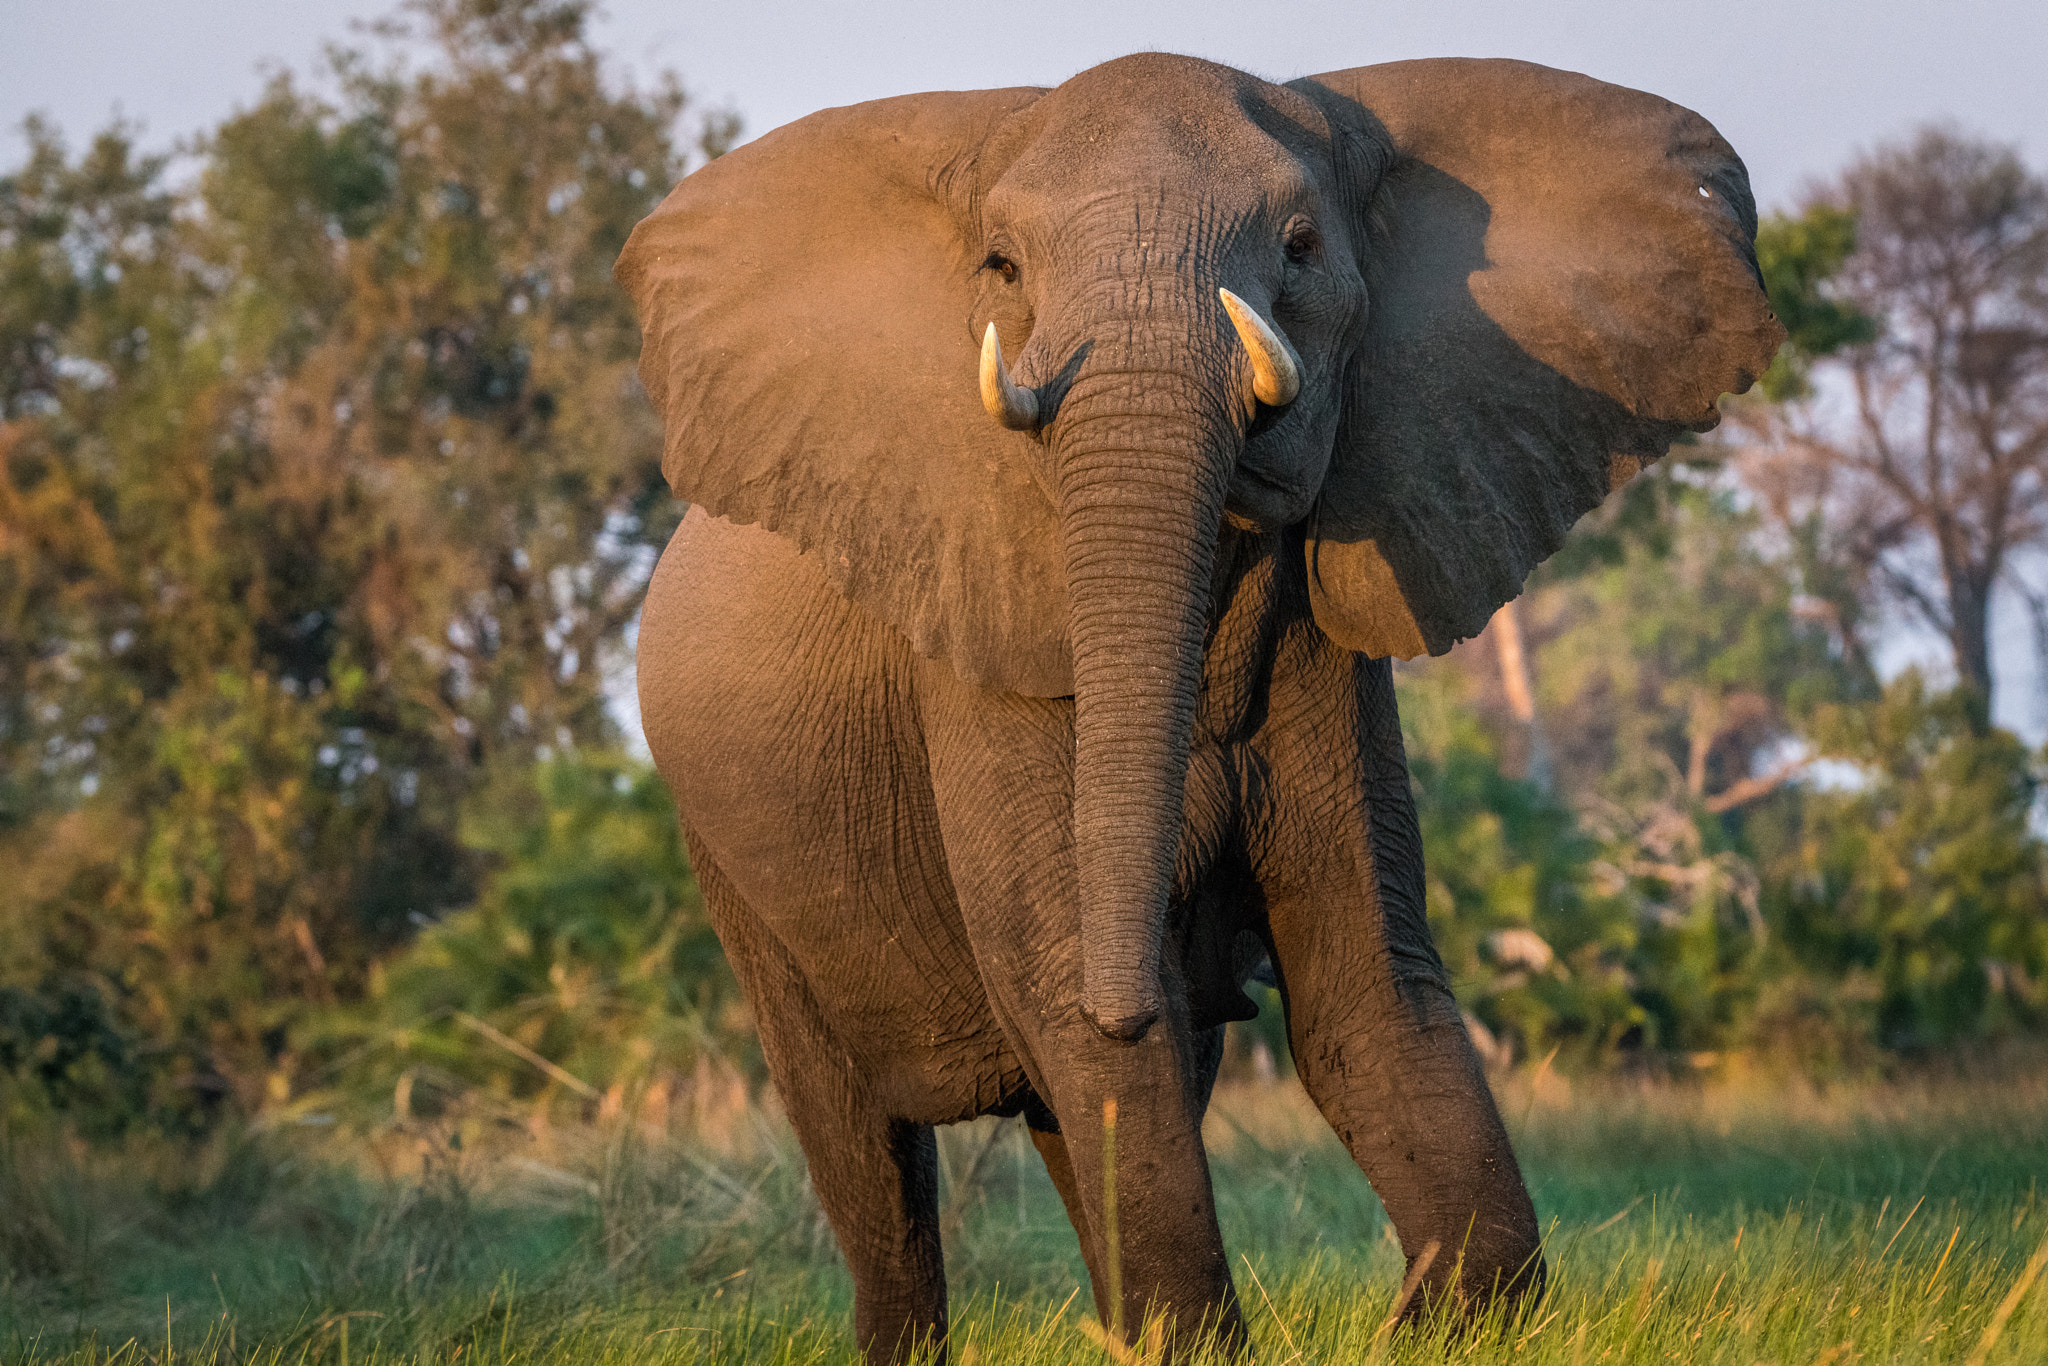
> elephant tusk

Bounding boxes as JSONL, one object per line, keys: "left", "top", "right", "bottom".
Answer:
{"left": 979, "top": 323, "right": 1040, "bottom": 431}
{"left": 1218, "top": 287, "right": 1302, "bottom": 408}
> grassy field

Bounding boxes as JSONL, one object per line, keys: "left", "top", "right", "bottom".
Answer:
{"left": 3, "top": 1064, "right": 2046, "bottom": 1364}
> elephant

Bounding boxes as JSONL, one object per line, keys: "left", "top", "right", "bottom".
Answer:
{"left": 619, "top": 51, "right": 1780, "bottom": 1363}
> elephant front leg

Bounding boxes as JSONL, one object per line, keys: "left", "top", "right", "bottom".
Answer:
{"left": 1022, "top": 1017, "right": 1243, "bottom": 1354}
{"left": 1257, "top": 656, "right": 1544, "bottom": 1318}
{"left": 917, "top": 671, "right": 1246, "bottom": 1357}
{"left": 1270, "top": 902, "right": 1544, "bottom": 1314}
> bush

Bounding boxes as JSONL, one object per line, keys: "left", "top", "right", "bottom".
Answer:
{"left": 1398, "top": 668, "right": 1645, "bottom": 1066}
{"left": 306, "top": 752, "right": 749, "bottom": 1123}
{"left": 1755, "top": 673, "right": 2048, "bottom": 1051}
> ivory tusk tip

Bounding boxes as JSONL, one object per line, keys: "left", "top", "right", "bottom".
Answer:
{"left": 978, "top": 321, "right": 1039, "bottom": 431}
{"left": 1219, "top": 286, "right": 1301, "bottom": 408}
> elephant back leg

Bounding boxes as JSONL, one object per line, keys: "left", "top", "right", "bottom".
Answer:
{"left": 642, "top": 509, "right": 1001, "bottom": 1362}
{"left": 1252, "top": 644, "right": 1543, "bottom": 1316}
{"left": 686, "top": 832, "right": 947, "bottom": 1364}
{"left": 915, "top": 659, "right": 1246, "bottom": 1356}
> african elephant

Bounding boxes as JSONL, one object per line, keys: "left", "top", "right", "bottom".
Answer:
{"left": 620, "top": 52, "right": 1779, "bottom": 1363}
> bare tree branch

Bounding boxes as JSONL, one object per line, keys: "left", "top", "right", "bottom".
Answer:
{"left": 1703, "top": 756, "right": 1809, "bottom": 815}
{"left": 1754, "top": 128, "right": 2048, "bottom": 702}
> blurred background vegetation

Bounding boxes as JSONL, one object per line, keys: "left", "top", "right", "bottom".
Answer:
{"left": 3, "top": 0, "right": 2047, "bottom": 1149}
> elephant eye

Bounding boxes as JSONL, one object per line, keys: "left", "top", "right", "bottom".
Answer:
{"left": 1283, "top": 221, "right": 1320, "bottom": 267}
{"left": 982, "top": 252, "right": 1019, "bottom": 283}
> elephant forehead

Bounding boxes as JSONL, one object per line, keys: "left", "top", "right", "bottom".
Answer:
{"left": 990, "top": 54, "right": 1331, "bottom": 202}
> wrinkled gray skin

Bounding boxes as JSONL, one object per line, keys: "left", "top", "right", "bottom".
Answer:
{"left": 623, "top": 53, "right": 1780, "bottom": 1364}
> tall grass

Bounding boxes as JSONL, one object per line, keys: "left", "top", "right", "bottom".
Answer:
{"left": 4, "top": 1062, "right": 2045, "bottom": 1363}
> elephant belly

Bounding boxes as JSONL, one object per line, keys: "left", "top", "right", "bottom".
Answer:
{"left": 639, "top": 509, "right": 1026, "bottom": 1121}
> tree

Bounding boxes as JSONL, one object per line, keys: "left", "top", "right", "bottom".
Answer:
{"left": 1752, "top": 128, "right": 2048, "bottom": 717}
{"left": 1404, "top": 471, "right": 1881, "bottom": 1061}
{"left": 1749, "top": 674, "right": 2048, "bottom": 1050}
{"left": 0, "top": 0, "right": 725, "bottom": 1124}
{"left": 1752, "top": 202, "right": 1881, "bottom": 403}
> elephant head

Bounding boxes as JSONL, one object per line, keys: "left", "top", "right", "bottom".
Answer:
{"left": 617, "top": 55, "right": 1782, "bottom": 1042}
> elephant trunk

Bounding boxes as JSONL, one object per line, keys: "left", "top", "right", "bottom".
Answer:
{"left": 1054, "top": 368, "right": 1235, "bottom": 1042}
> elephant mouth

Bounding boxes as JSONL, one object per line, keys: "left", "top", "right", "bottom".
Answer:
{"left": 1244, "top": 397, "right": 1287, "bottom": 442}
{"left": 1227, "top": 439, "right": 1322, "bottom": 529}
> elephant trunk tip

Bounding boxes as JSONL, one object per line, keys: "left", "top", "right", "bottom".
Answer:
{"left": 1081, "top": 981, "right": 1160, "bottom": 1043}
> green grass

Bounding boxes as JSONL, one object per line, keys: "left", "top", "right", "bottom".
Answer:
{"left": 4, "top": 1067, "right": 2046, "bottom": 1364}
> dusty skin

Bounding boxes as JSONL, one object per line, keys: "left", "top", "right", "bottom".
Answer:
{"left": 618, "top": 52, "right": 1783, "bottom": 1364}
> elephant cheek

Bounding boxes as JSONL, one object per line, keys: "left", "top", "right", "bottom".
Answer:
{"left": 1225, "top": 436, "right": 1329, "bottom": 530}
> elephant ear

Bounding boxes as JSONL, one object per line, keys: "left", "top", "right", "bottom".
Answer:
{"left": 616, "top": 88, "right": 1075, "bottom": 696}
{"left": 1289, "top": 59, "right": 1784, "bottom": 658}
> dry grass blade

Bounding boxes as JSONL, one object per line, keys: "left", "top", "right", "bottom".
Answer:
{"left": 1240, "top": 1253, "right": 1301, "bottom": 1360}
{"left": 1374, "top": 1238, "right": 1442, "bottom": 1342}
{"left": 1876, "top": 1193, "right": 1925, "bottom": 1263}
{"left": 1078, "top": 1313, "right": 1143, "bottom": 1365}
{"left": 1103, "top": 1097, "right": 1123, "bottom": 1338}
{"left": 509, "top": 1157, "right": 599, "bottom": 1197}
{"left": 1963, "top": 1226, "right": 2048, "bottom": 1366}
{"left": 1589, "top": 1197, "right": 1644, "bottom": 1235}
{"left": 1928, "top": 1225, "right": 1963, "bottom": 1293}
{"left": 453, "top": 1012, "right": 599, "bottom": 1098}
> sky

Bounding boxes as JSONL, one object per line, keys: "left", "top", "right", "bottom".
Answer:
{"left": 5, "top": 0, "right": 2046, "bottom": 735}
{"left": 5, "top": 0, "right": 2046, "bottom": 214}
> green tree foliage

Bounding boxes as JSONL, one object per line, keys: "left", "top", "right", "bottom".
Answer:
{"left": 1530, "top": 487, "right": 1833, "bottom": 1055}
{"left": 0, "top": 0, "right": 719, "bottom": 1128}
{"left": 1401, "top": 485, "right": 1843, "bottom": 1060}
{"left": 1398, "top": 666, "right": 1643, "bottom": 1065}
{"left": 1531, "top": 483, "right": 1853, "bottom": 811}
{"left": 1753, "top": 204, "right": 1880, "bottom": 401}
{"left": 306, "top": 753, "right": 746, "bottom": 1121}
{"left": 1749, "top": 675, "right": 2048, "bottom": 1055}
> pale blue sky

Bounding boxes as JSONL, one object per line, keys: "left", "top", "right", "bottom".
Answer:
{"left": 4, "top": 0, "right": 2045, "bottom": 213}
